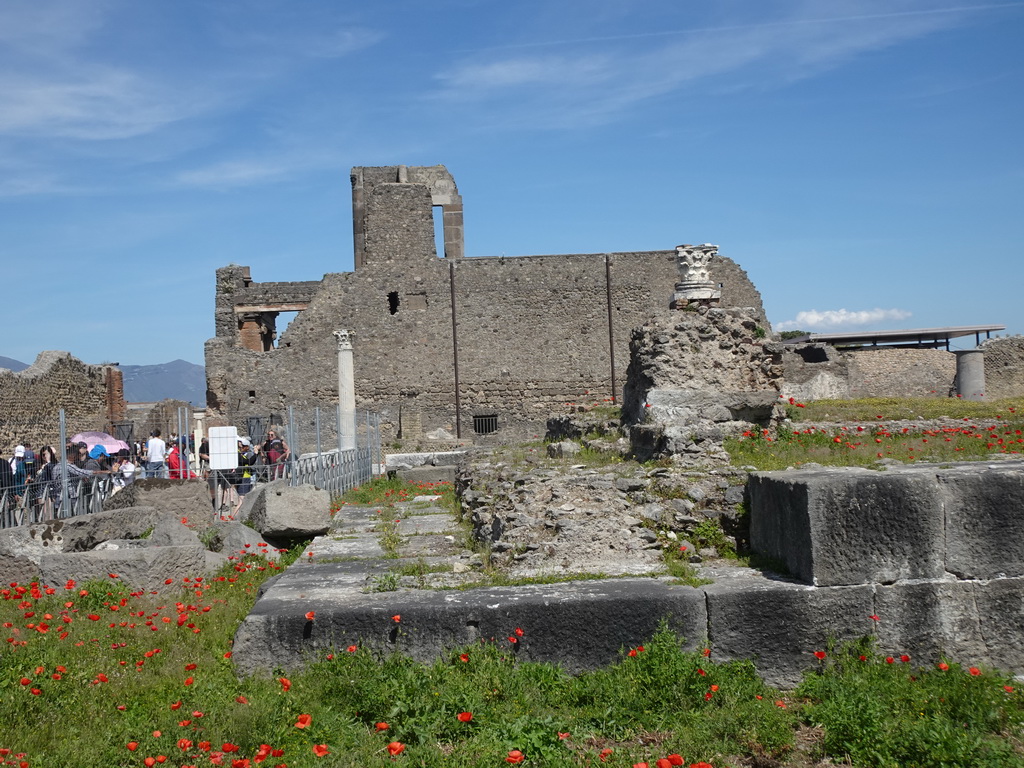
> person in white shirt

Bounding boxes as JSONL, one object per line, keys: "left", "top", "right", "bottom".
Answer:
{"left": 146, "top": 430, "right": 168, "bottom": 479}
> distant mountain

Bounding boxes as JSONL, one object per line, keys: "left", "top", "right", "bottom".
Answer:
{"left": 0, "top": 356, "right": 28, "bottom": 372}
{"left": 120, "top": 360, "right": 206, "bottom": 406}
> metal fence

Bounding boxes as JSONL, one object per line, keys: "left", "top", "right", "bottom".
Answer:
{"left": 0, "top": 406, "right": 381, "bottom": 529}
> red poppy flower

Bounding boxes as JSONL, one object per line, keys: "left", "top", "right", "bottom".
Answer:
{"left": 127, "top": 742, "right": 139, "bottom": 752}
{"left": 278, "top": 677, "right": 291, "bottom": 691}
{"left": 144, "top": 758, "right": 156, "bottom": 768}
{"left": 514, "top": 627, "right": 524, "bottom": 637}
{"left": 1005, "top": 685, "right": 1015, "bottom": 693}
{"left": 391, "top": 615, "right": 401, "bottom": 623}
{"left": 900, "top": 654, "right": 910, "bottom": 663}
{"left": 937, "top": 662, "right": 950, "bottom": 671}
{"left": 969, "top": 666, "right": 982, "bottom": 676}
{"left": 386, "top": 742, "right": 405, "bottom": 756}
{"left": 506, "top": 750, "right": 524, "bottom": 764}
{"left": 885, "top": 657, "right": 894, "bottom": 664}
{"left": 813, "top": 651, "right": 826, "bottom": 660}
{"left": 312, "top": 744, "right": 329, "bottom": 757}
{"left": 667, "top": 756, "right": 684, "bottom": 766}
{"left": 558, "top": 732, "right": 570, "bottom": 740}
{"left": 235, "top": 695, "right": 248, "bottom": 704}
{"left": 171, "top": 700, "right": 182, "bottom": 710}
{"left": 184, "top": 677, "right": 194, "bottom": 686}
{"left": 869, "top": 614, "right": 880, "bottom": 621}
{"left": 457, "top": 711, "right": 472, "bottom": 722}
{"left": 305, "top": 611, "right": 315, "bottom": 621}
{"left": 600, "top": 748, "right": 614, "bottom": 762}
{"left": 656, "top": 759, "right": 673, "bottom": 768}
{"left": 375, "top": 722, "right": 389, "bottom": 731}
{"left": 459, "top": 653, "right": 469, "bottom": 663}
{"left": 295, "top": 714, "right": 312, "bottom": 729}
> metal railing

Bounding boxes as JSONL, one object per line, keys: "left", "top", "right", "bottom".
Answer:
{"left": 1, "top": 406, "right": 381, "bottom": 530}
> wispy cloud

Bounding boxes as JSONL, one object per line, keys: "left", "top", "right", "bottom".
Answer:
{"left": 776, "top": 308, "right": 913, "bottom": 331}
{"left": 431, "top": 1, "right": 1017, "bottom": 128}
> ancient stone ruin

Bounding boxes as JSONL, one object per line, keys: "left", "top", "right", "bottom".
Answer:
{"left": 205, "top": 165, "right": 768, "bottom": 441}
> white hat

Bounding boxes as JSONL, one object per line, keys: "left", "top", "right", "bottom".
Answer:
{"left": 238, "top": 437, "right": 251, "bottom": 447}
{"left": 14, "top": 445, "right": 25, "bottom": 457}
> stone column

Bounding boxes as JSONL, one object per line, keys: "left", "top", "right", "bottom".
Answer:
{"left": 334, "top": 330, "right": 357, "bottom": 450}
{"left": 954, "top": 349, "right": 986, "bottom": 401}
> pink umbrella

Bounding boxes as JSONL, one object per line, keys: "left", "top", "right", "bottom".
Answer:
{"left": 71, "top": 431, "right": 131, "bottom": 454}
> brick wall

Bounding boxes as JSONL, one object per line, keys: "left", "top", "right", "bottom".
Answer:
{"left": 981, "top": 336, "right": 1024, "bottom": 398}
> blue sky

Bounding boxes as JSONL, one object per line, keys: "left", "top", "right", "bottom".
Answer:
{"left": 3, "top": 0, "right": 1022, "bottom": 366}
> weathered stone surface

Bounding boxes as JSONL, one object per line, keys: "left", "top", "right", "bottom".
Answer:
{"left": 974, "top": 577, "right": 1024, "bottom": 672}
{"left": 232, "top": 570, "right": 707, "bottom": 676}
{"left": 147, "top": 519, "right": 204, "bottom": 548}
{"left": 703, "top": 568, "right": 874, "bottom": 688}
{"left": 37, "top": 506, "right": 182, "bottom": 553}
{"left": 873, "top": 580, "right": 989, "bottom": 664}
{"left": 385, "top": 452, "right": 467, "bottom": 471}
{"left": 621, "top": 307, "right": 783, "bottom": 462}
{"left": 247, "top": 481, "right": 331, "bottom": 539}
{"left": 395, "top": 465, "right": 457, "bottom": 485}
{"left": 940, "top": 463, "right": 1024, "bottom": 579}
{"left": 214, "top": 521, "right": 283, "bottom": 561}
{"left": 748, "top": 467, "right": 944, "bottom": 586}
{"left": 38, "top": 545, "right": 209, "bottom": 592}
{"left": 103, "top": 479, "right": 215, "bottom": 524}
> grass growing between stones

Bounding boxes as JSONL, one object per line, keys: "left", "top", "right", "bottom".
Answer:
{"left": 3, "top": 564, "right": 1024, "bottom": 767}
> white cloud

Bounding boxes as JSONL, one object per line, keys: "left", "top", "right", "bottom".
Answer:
{"left": 776, "top": 308, "right": 913, "bottom": 331}
{"left": 430, "top": 0, "right": 995, "bottom": 128}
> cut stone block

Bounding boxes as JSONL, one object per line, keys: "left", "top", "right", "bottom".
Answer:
{"left": 749, "top": 467, "right": 944, "bottom": 586}
{"left": 248, "top": 480, "right": 331, "bottom": 539}
{"left": 940, "top": 462, "right": 1024, "bottom": 579}
{"left": 232, "top": 572, "right": 707, "bottom": 676}
{"left": 873, "top": 579, "right": 989, "bottom": 665}
{"left": 38, "top": 545, "right": 209, "bottom": 592}
{"left": 704, "top": 572, "right": 873, "bottom": 688}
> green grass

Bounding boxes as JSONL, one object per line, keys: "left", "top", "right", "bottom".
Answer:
{"left": 4, "top": 556, "right": 1024, "bottom": 766}
{"left": 727, "top": 418, "right": 1024, "bottom": 471}
{"left": 785, "top": 396, "right": 1024, "bottom": 423}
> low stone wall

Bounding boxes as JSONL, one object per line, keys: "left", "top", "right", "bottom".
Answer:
{"left": 746, "top": 460, "right": 1024, "bottom": 678}
{"left": 781, "top": 344, "right": 956, "bottom": 401}
{"left": 982, "top": 336, "right": 1024, "bottom": 398}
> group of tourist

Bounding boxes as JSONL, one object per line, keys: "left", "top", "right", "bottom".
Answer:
{"left": 1, "top": 427, "right": 290, "bottom": 524}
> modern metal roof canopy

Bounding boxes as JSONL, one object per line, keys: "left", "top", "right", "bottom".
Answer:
{"left": 780, "top": 325, "right": 1005, "bottom": 351}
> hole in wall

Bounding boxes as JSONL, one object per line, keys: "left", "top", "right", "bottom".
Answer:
{"left": 433, "top": 206, "right": 445, "bottom": 258}
{"left": 387, "top": 292, "right": 400, "bottom": 315}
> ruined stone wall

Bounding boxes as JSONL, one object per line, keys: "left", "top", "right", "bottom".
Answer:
{"left": 846, "top": 347, "right": 956, "bottom": 398}
{"left": 782, "top": 345, "right": 956, "bottom": 401}
{"left": 206, "top": 252, "right": 767, "bottom": 438}
{"left": 205, "top": 164, "right": 770, "bottom": 438}
{"left": 0, "top": 352, "right": 124, "bottom": 451}
{"left": 981, "top": 336, "right": 1024, "bottom": 398}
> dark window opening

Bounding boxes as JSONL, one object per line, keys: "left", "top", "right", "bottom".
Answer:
{"left": 797, "top": 347, "right": 829, "bottom": 363}
{"left": 388, "top": 291, "right": 400, "bottom": 315}
{"left": 473, "top": 414, "right": 499, "bottom": 434}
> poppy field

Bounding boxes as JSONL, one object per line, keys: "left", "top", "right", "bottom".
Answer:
{"left": 3, "top": 553, "right": 1024, "bottom": 767}
{"left": 726, "top": 397, "right": 1024, "bottom": 471}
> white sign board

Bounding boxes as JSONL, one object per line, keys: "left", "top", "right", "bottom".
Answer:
{"left": 208, "top": 426, "right": 239, "bottom": 471}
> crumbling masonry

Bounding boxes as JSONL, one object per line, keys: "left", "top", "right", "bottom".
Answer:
{"left": 205, "top": 165, "right": 768, "bottom": 439}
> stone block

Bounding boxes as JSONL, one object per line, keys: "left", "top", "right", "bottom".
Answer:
{"left": 103, "top": 478, "right": 214, "bottom": 524}
{"left": 232, "top": 573, "right": 707, "bottom": 676}
{"left": 748, "top": 467, "right": 944, "bottom": 586}
{"left": 38, "top": 545, "right": 209, "bottom": 592}
{"left": 214, "top": 520, "right": 283, "bottom": 561}
{"left": 873, "top": 580, "right": 989, "bottom": 665}
{"left": 396, "top": 465, "right": 457, "bottom": 485}
{"left": 248, "top": 480, "right": 331, "bottom": 540}
{"left": 940, "top": 462, "right": 1024, "bottom": 579}
{"left": 147, "top": 519, "right": 204, "bottom": 548}
{"left": 704, "top": 574, "right": 874, "bottom": 688}
{"left": 974, "top": 577, "right": 1024, "bottom": 672}
{"left": 385, "top": 451, "right": 467, "bottom": 471}
{"left": 43, "top": 506, "right": 181, "bottom": 553}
